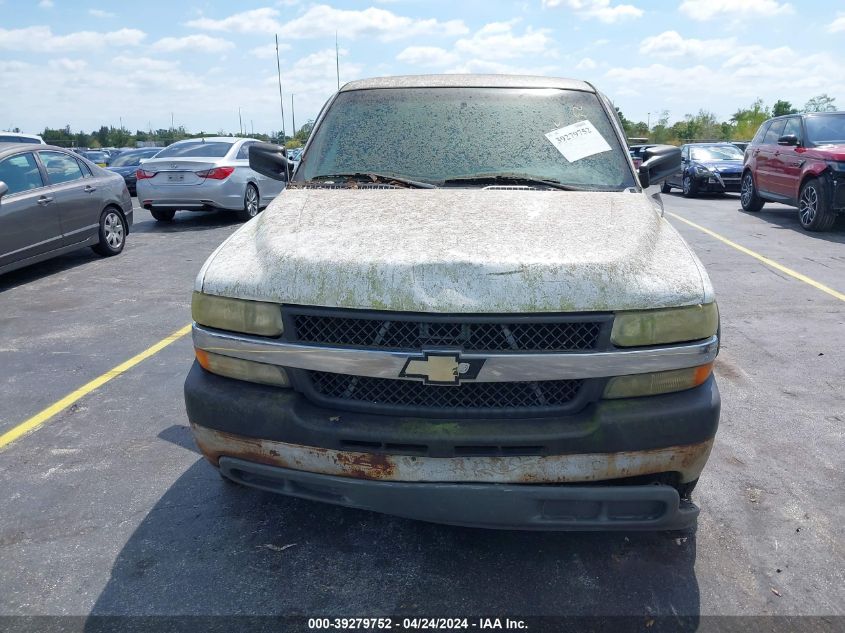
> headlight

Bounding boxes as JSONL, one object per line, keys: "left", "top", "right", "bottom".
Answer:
{"left": 611, "top": 303, "right": 719, "bottom": 347}
{"left": 603, "top": 363, "right": 713, "bottom": 399}
{"left": 693, "top": 165, "right": 711, "bottom": 175}
{"left": 195, "top": 349, "right": 290, "bottom": 387}
{"left": 192, "top": 291, "right": 283, "bottom": 337}
{"left": 826, "top": 161, "right": 845, "bottom": 172}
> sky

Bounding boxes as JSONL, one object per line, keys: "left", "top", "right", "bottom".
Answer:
{"left": 1, "top": 0, "right": 844, "bottom": 136}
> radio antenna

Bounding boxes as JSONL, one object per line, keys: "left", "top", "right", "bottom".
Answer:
{"left": 275, "top": 34, "right": 290, "bottom": 180}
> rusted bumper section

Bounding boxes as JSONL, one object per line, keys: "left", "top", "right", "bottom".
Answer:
{"left": 192, "top": 423, "right": 713, "bottom": 485}
{"left": 215, "top": 454, "right": 699, "bottom": 531}
{"left": 192, "top": 424, "right": 709, "bottom": 530}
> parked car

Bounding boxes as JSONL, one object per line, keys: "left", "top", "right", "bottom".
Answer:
{"left": 185, "top": 75, "right": 721, "bottom": 532}
{"left": 662, "top": 142, "right": 744, "bottom": 197}
{"left": 741, "top": 112, "right": 845, "bottom": 231}
{"left": 0, "top": 132, "right": 45, "bottom": 145}
{"left": 106, "top": 148, "right": 160, "bottom": 196}
{"left": 82, "top": 150, "right": 109, "bottom": 167}
{"left": 135, "top": 137, "right": 286, "bottom": 222}
{"left": 0, "top": 143, "right": 132, "bottom": 275}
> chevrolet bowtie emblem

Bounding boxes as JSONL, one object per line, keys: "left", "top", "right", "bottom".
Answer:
{"left": 399, "top": 352, "right": 484, "bottom": 386}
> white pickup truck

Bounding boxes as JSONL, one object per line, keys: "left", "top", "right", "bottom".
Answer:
{"left": 185, "top": 75, "right": 720, "bottom": 531}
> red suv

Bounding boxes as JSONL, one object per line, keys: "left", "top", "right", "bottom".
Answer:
{"left": 741, "top": 112, "right": 845, "bottom": 231}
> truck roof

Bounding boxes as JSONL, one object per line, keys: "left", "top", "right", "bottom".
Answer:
{"left": 340, "top": 74, "right": 595, "bottom": 93}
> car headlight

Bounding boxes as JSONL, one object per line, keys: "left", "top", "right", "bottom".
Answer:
{"left": 694, "top": 165, "right": 711, "bottom": 175}
{"left": 611, "top": 303, "right": 719, "bottom": 347}
{"left": 195, "top": 349, "right": 290, "bottom": 387}
{"left": 603, "top": 363, "right": 713, "bottom": 399}
{"left": 191, "top": 291, "right": 283, "bottom": 337}
{"left": 826, "top": 161, "right": 845, "bottom": 173}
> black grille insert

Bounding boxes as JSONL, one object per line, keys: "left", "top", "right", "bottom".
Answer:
{"left": 292, "top": 314, "right": 603, "bottom": 352}
{"left": 308, "top": 371, "right": 583, "bottom": 412}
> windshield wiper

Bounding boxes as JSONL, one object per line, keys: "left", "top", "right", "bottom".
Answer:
{"left": 443, "top": 174, "right": 590, "bottom": 191}
{"left": 308, "top": 173, "right": 437, "bottom": 189}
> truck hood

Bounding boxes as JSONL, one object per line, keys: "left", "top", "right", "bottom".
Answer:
{"left": 198, "top": 189, "right": 713, "bottom": 313}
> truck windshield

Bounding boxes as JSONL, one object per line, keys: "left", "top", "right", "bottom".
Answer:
{"left": 804, "top": 114, "right": 845, "bottom": 146}
{"left": 298, "top": 87, "right": 635, "bottom": 190}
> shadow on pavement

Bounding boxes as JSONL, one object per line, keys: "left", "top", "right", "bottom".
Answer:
{"left": 737, "top": 207, "right": 845, "bottom": 242}
{"left": 87, "top": 458, "right": 701, "bottom": 623}
{"left": 0, "top": 249, "right": 100, "bottom": 293}
{"left": 132, "top": 210, "right": 242, "bottom": 234}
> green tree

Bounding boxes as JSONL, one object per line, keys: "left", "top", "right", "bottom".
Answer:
{"left": 730, "top": 99, "right": 770, "bottom": 140}
{"left": 803, "top": 94, "right": 837, "bottom": 113}
{"left": 772, "top": 99, "right": 798, "bottom": 116}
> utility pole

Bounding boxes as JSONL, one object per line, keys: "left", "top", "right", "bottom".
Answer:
{"left": 170, "top": 112, "right": 174, "bottom": 131}
{"left": 275, "top": 34, "right": 287, "bottom": 144}
{"left": 647, "top": 112, "right": 651, "bottom": 130}
{"left": 238, "top": 107, "right": 243, "bottom": 136}
{"left": 291, "top": 94, "right": 296, "bottom": 137}
{"left": 335, "top": 31, "right": 340, "bottom": 91}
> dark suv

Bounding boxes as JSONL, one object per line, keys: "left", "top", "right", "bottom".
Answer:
{"left": 741, "top": 112, "right": 845, "bottom": 231}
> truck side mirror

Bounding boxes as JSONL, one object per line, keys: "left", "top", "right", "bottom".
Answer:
{"left": 0, "top": 181, "right": 8, "bottom": 202}
{"left": 249, "top": 143, "right": 289, "bottom": 181}
{"left": 639, "top": 145, "right": 682, "bottom": 189}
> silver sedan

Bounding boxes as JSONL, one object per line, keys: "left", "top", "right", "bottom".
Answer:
{"left": 135, "top": 137, "right": 285, "bottom": 222}
{"left": 0, "top": 143, "right": 132, "bottom": 276}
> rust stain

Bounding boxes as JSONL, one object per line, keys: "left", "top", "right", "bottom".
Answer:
{"left": 189, "top": 423, "right": 712, "bottom": 484}
{"left": 334, "top": 451, "right": 397, "bottom": 480}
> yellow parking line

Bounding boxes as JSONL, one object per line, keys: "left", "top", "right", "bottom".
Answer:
{"left": 0, "top": 324, "right": 192, "bottom": 451}
{"left": 667, "top": 212, "right": 845, "bottom": 303}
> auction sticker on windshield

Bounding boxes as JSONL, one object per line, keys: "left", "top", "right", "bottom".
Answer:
{"left": 545, "top": 120, "right": 612, "bottom": 162}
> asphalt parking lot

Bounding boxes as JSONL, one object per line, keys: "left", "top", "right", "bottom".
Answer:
{"left": 0, "top": 192, "right": 843, "bottom": 626}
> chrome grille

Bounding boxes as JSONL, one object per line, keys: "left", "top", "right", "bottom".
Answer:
{"left": 291, "top": 314, "right": 603, "bottom": 352}
{"left": 307, "top": 371, "right": 584, "bottom": 413}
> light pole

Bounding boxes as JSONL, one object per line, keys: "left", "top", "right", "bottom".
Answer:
{"left": 291, "top": 93, "right": 296, "bottom": 138}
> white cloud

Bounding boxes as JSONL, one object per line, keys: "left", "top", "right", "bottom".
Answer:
{"left": 640, "top": 31, "right": 736, "bottom": 58}
{"left": 454, "top": 21, "right": 552, "bottom": 60}
{"left": 0, "top": 26, "right": 146, "bottom": 52}
{"left": 38, "top": 0, "right": 53, "bottom": 8}
{"left": 48, "top": 58, "right": 87, "bottom": 72}
{"left": 152, "top": 34, "right": 235, "bottom": 54}
{"left": 576, "top": 57, "right": 597, "bottom": 70}
{"left": 678, "top": 0, "right": 793, "bottom": 21}
{"left": 88, "top": 8, "right": 115, "bottom": 18}
{"left": 250, "top": 42, "right": 291, "bottom": 59}
{"left": 828, "top": 13, "right": 845, "bottom": 33}
{"left": 188, "top": 5, "right": 467, "bottom": 41}
{"left": 396, "top": 46, "right": 459, "bottom": 67}
{"left": 277, "top": 5, "right": 468, "bottom": 41}
{"left": 186, "top": 8, "right": 283, "bottom": 34}
{"left": 543, "top": 0, "right": 643, "bottom": 23}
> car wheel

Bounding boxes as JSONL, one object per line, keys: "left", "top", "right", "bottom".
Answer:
{"left": 151, "top": 209, "right": 176, "bottom": 222}
{"left": 91, "top": 207, "right": 127, "bottom": 257}
{"left": 682, "top": 174, "right": 697, "bottom": 198}
{"left": 236, "top": 184, "right": 260, "bottom": 222}
{"left": 798, "top": 177, "right": 836, "bottom": 232}
{"left": 661, "top": 181, "right": 672, "bottom": 194}
{"left": 740, "top": 172, "right": 764, "bottom": 212}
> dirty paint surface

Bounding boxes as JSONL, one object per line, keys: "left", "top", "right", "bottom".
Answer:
{"left": 191, "top": 423, "right": 713, "bottom": 484}
{"left": 197, "top": 189, "right": 714, "bottom": 313}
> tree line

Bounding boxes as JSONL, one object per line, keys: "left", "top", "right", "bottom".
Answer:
{"left": 618, "top": 93, "right": 837, "bottom": 143}
{"left": 10, "top": 121, "right": 315, "bottom": 150}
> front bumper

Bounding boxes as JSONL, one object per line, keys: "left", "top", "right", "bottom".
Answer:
{"left": 696, "top": 173, "right": 741, "bottom": 192}
{"left": 218, "top": 456, "right": 699, "bottom": 531}
{"left": 185, "top": 364, "right": 719, "bottom": 530}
